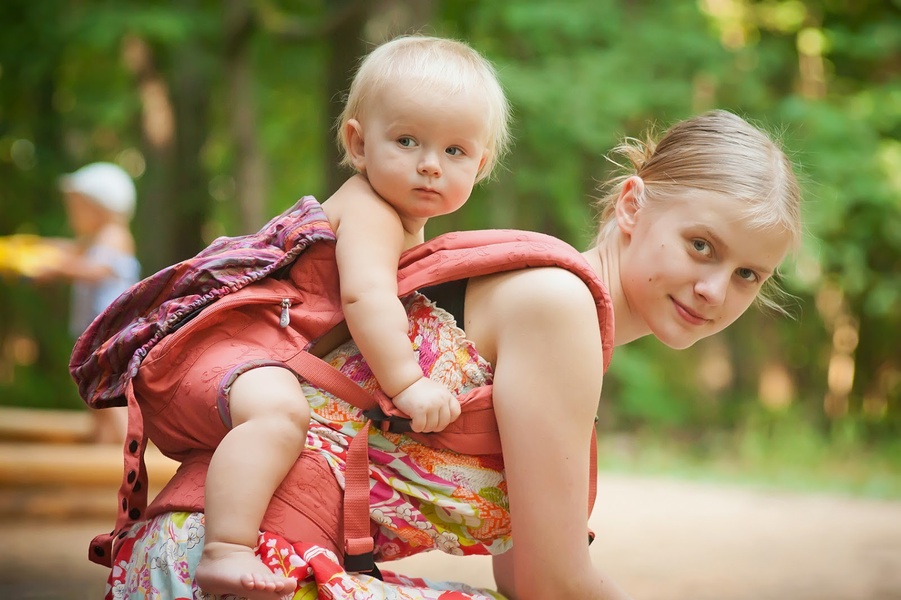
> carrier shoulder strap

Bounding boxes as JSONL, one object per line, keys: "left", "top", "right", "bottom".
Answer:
{"left": 397, "top": 229, "right": 614, "bottom": 370}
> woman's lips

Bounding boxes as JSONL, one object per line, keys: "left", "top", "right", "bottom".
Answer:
{"left": 671, "top": 297, "right": 709, "bottom": 325}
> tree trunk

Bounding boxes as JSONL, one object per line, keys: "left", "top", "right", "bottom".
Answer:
{"left": 170, "top": 39, "right": 212, "bottom": 263}
{"left": 121, "top": 34, "right": 177, "bottom": 274}
{"left": 322, "top": 0, "right": 437, "bottom": 196}
{"left": 226, "top": 0, "right": 268, "bottom": 233}
{"left": 122, "top": 30, "right": 211, "bottom": 271}
{"left": 323, "top": 2, "right": 369, "bottom": 196}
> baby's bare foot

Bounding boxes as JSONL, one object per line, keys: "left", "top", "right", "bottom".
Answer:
{"left": 195, "top": 541, "right": 297, "bottom": 600}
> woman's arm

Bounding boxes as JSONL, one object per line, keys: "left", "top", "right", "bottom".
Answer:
{"left": 469, "top": 267, "right": 633, "bottom": 600}
{"left": 491, "top": 547, "right": 516, "bottom": 597}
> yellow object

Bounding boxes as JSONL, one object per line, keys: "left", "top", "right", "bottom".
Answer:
{"left": 0, "top": 234, "right": 66, "bottom": 277}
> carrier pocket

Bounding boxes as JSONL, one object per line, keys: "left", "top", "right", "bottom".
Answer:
{"left": 151, "top": 278, "right": 305, "bottom": 358}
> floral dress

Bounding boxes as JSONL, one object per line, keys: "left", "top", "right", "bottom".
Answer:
{"left": 107, "top": 293, "right": 510, "bottom": 600}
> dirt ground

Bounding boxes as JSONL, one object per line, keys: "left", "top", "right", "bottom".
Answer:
{"left": 1, "top": 472, "right": 900, "bottom": 600}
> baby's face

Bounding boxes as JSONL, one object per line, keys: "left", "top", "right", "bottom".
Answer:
{"left": 352, "top": 84, "right": 491, "bottom": 223}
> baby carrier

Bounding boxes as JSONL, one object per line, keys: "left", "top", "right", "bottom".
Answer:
{"left": 70, "top": 196, "right": 615, "bottom": 571}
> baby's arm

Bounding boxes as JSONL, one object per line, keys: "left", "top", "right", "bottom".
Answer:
{"left": 329, "top": 177, "right": 461, "bottom": 433}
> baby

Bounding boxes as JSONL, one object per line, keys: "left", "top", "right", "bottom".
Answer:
{"left": 323, "top": 35, "right": 511, "bottom": 432}
{"left": 195, "top": 35, "right": 511, "bottom": 599}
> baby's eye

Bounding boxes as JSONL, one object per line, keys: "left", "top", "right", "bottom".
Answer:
{"left": 397, "top": 136, "right": 415, "bottom": 147}
{"left": 692, "top": 239, "right": 712, "bottom": 256}
{"left": 736, "top": 268, "right": 759, "bottom": 283}
{"left": 445, "top": 146, "right": 464, "bottom": 156}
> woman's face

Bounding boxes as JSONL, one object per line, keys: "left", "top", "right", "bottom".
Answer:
{"left": 620, "top": 191, "right": 791, "bottom": 349}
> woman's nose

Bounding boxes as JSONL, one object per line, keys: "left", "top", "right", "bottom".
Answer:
{"left": 695, "top": 269, "right": 729, "bottom": 305}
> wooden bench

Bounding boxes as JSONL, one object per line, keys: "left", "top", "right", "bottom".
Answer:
{"left": 0, "top": 405, "right": 94, "bottom": 443}
{"left": 0, "top": 406, "right": 178, "bottom": 519}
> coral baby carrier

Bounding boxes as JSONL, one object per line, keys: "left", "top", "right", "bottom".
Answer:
{"left": 70, "top": 196, "right": 614, "bottom": 572}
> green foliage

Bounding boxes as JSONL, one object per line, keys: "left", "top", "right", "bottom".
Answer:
{"left": 456, "top": 0, "right": 735, "bottom": 246}
{"left": 600, "top": 405, "right": 901, "bottom": 499}
{"left": 601, "top": 341, "right": 697, "bottom": 428}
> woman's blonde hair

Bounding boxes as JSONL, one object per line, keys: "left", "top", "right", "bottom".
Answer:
{"left": 336, "top": 35, "right": 511, "bottom": 183}
{"left": 595, "top": 110, "right": 802, "bottom": 313}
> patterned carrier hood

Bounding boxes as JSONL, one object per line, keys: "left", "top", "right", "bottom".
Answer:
{"left": 69, "top": 196, "right": 336, "bottom": 410}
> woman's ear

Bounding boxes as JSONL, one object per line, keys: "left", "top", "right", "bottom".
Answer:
{"left": 615, "top": 176, "right": 645, "bottom": 235}
{"left": 344, "top": 119, "right": 366, "bottom": 170}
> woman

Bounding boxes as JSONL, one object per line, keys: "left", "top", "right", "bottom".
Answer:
{"left": 101, "top": 109, "right": 801, "bottom": 600}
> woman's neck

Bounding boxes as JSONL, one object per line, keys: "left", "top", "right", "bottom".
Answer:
{"left": 582, "top": 239, "right": 647, "bottom": 347}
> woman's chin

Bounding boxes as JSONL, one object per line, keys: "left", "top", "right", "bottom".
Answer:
{"left": 661, "top": 338, "right": 697, "bottom": 351}
{"left": 651, "top": 326, "right": 701, "bottom": 350}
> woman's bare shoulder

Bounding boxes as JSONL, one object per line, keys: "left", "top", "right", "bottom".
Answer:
{"left": 466, "top": 266, "right": 598, "bottom": 363}
{"left": 487, "top": 266, "right": 595, "bottom": 314}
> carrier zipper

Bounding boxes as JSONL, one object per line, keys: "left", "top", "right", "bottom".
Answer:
{"left": 164, "top": 288, "right": 299, "bottom": 344}
{"left": 280, "top": 298, "right": 292, "bottom": 327}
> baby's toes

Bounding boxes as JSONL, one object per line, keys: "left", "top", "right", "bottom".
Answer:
{"left": 248, "top": 574, "right": 277, "bottom": 591}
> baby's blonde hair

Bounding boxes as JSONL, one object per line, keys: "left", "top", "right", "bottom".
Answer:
{"left": 336, "top": 35, "right": 511, "bottom": 183}
{"left": 595, "top": 110, "right": 802, "bottom": 313}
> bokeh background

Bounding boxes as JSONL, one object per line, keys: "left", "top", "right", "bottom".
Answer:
{"left": 1, "top": 0, "right": 899, "bottom": 499}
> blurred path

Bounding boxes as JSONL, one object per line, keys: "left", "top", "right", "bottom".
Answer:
{"left": 593, "top": 475, "right": 901, "bottom": 600}
{"left": 390, "top": 474, "right": 901, "bottom": 600}
{"left": 2, "top": 472, "right": 900, "bottom": 599}
{"left": 1, "top": 408, "right": 899, "bottom": 599}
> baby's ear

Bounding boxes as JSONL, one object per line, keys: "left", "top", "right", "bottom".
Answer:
{"left": 344, "top": 119, "right": 366, "bottom": 170}
{"left": 615, "top": 176, "right": 644, "bottom": 234}
{"left": 474, "top": 152, "right": 489, "bottom": 181}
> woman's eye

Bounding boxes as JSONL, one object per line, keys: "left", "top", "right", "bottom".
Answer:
{"left": 737, "top": 268, "right": 759, "bottom": 283}
{"left": 692, "top": 239, "right": 711, "bottom": 255}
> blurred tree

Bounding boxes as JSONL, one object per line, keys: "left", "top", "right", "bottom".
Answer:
{"left": 225, "top": 0, "right": 268, "bottom": 231}
{"left": 0, "top": 0, "right": 898, "bottom": 450}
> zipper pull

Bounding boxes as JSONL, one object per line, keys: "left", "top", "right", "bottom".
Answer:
{"left": 279, "top": 298, "right": 291, "bottom": 328}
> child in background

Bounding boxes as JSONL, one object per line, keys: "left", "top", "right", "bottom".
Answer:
{"left": 194, "top": 35, "right": 511, "bottom": 599}
{"left": 33, "top": 162, "right": 140, "bottom": 444}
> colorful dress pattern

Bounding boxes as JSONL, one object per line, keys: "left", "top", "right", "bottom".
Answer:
{"left": 108, "top": 293, "right": 511, "bottom": 599}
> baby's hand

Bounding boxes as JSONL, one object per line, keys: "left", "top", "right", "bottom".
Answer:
{"left": 391, "top": 377, "right": 462, "bottom": 433}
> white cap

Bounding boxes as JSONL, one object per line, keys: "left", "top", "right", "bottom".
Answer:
{"left": 59, "top": 162, "right": 136, "bottom": 217}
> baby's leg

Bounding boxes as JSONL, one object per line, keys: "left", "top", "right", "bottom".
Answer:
{"left": 195, "top": 366, "right": 308, "bottom": 600}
